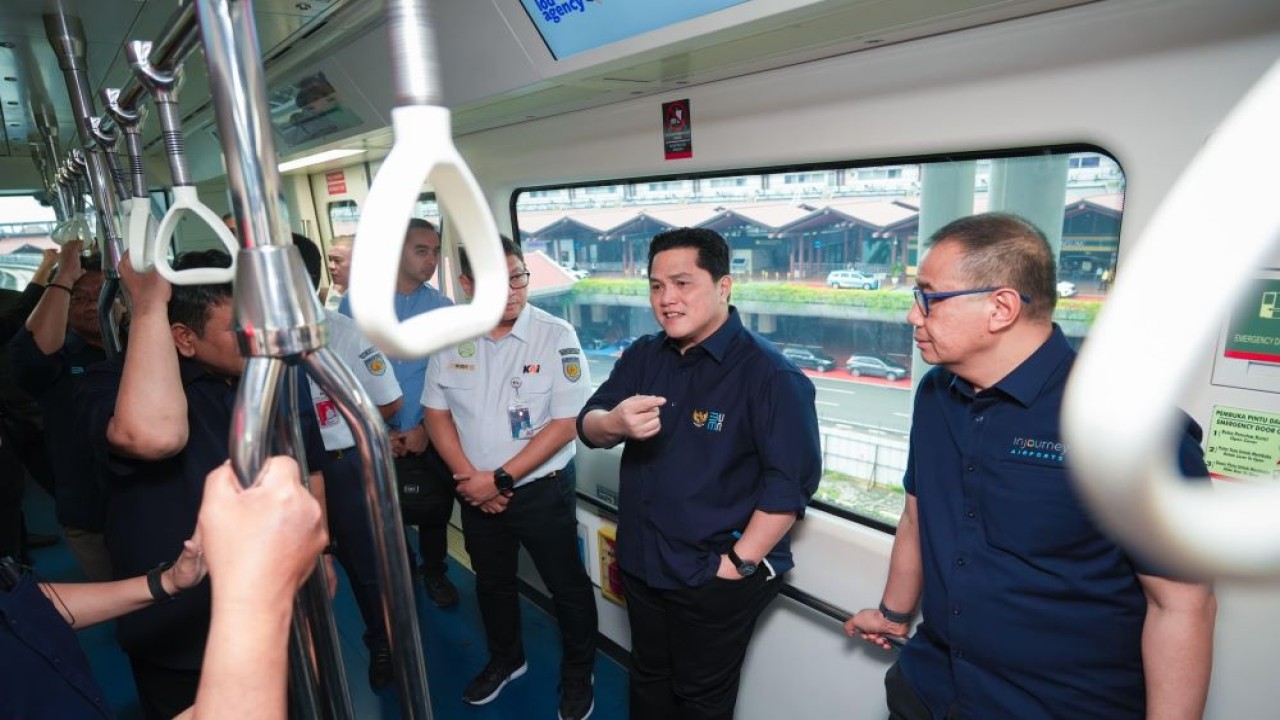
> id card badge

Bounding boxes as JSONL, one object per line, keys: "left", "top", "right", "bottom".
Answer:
{"left": 508, "top": 402, "right": 534, "bottom": 440}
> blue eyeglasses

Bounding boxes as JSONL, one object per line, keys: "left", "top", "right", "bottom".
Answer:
{"left": 912, "top": 286, "right": 1031, "bottom": 317}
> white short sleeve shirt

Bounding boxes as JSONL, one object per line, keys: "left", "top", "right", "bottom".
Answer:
{"left": 309, "top": 310, "right": 402, "bottom": 451}
{"left": 423, "top": 305, "right": 590, "bottom": 485}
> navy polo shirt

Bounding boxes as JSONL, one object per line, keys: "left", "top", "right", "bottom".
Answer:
{"left": 578, "top": 308, "right": 821, "bottom": 589}
{"left": 8, "top": 328, "right": 108, "bottom": 532}
{"left": 75, "top": 356, "right": 326, "bottom": 669}
{"left": 0, "top": 570, "right": 113, "bottom": 719}
{"left": 899, "top": 325, "right": 1209, "bottom": 720}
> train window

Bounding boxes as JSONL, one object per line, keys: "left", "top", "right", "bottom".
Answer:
{"left": 0, "top": 194, "right": 57, "bottom": 291}
{"left": 327, "top": 193, "right": 441, "bottom": 239}
{"left": 328, "top": 199, "right": 359, "bottom": 236}
{"left": 511, "top": 147, "right": 1125, "bottom": 529}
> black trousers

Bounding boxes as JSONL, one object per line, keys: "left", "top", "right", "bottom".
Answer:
{"left": 396, "top": 447, "right": 455, "bottom": 578}
{"left": 129, "top": 655, "right": 201, "bottom": 720}
{"left": 459, "top": 462, "right": 597, "bottom": 680}
{"left": 320, "top": 447, "right": 388, "bottom": 649}
{"left": 621, "top": 563, "right": 783, "bottom": 720}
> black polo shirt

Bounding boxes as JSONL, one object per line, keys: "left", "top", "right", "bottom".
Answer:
{"left": 75, "top": 355, "right": 326, "bottom": 669}
{"left": 899, "top": 325, "right": 1209, "bottom": 719}
{"left": 578, "top": 308, "right": 821, "bottom": 590}
{"left": 8, "top": 329, "right": 108, "bottom": 532}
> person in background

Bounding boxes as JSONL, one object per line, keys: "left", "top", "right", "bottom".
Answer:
{"left": 339, "top": 218, "right": 460, "bottom": 609}
{"left": 323, "top": 234, "right": 353, "bottom": 311}
{"left": 0, "top": 248, "right": 61, "bottom": 562}
{"left": 845, "top": 213, "right": 1215, "bottom": 720}
{"left": 9, "top": 240, "right": 112, "bottom": 580}
{"left": 578, "top": 227, "right": 822, "bottom": 720}
{"left": 424, "top": 239, "right": 598, "bottom": 719}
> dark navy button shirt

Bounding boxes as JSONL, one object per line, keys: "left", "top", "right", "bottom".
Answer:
{"left": 0, "top": 569, "right": 113, "bottom": 719}
{"left": 577, "top": 308, "right": 821, "bottom": 589}
{"left": 76, "top": 356, "right": 326, "bottom": 669}
{"left": 899, "top": 325, "right": 1209, "bottom": 720}
{"left": 8, "top": 328, "right": 108, "bottom": 532}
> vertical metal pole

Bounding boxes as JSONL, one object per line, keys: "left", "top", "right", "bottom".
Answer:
{"left": 303, "top": 349, "right": 433, "bottom": 718}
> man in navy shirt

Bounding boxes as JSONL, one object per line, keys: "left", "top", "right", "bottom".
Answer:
{"left": 340, "top": 218, "right": 459, "bottom": 607}
{"left": 847, "top": 213, "right": 1216, "bottom": 719}
{"left": 77, "top": 251, "right": 329, "bottom": 720}
{"left": 9, "top": 241, "right": 112, "bottom": 581}
{"left": 579, "top": 227, "right": 821, "bottom": 720}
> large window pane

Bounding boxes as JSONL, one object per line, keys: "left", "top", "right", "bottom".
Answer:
{"left": 512, "top": 148, "right": 1125, "bottom": 529}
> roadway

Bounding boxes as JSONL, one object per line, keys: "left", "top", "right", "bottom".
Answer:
{"left": 583, "top": 353, "right": 912, "bottom": 436}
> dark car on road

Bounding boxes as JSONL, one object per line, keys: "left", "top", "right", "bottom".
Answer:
{"left": 845, "top": 355, "right": 909, "bottom": 381}
{"left": 782, "top": 346, "right": 837, "bottom": 372}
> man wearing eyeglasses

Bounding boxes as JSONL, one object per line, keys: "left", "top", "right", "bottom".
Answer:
{"left": 423, "top": 237, "right": 597, "bottom": 720}
{"left": 845, "top": 213, "right": 1215, "bottom": 720}
{"left": 339, "top": 218, "right": 460, "bottom": 609}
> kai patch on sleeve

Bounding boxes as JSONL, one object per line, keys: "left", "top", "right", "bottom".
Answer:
{"left": 562, "top": 356, "right": 582, "bottom": 383}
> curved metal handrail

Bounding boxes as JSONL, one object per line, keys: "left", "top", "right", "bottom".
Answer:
{"left": 127, "top": 39, "right": 238, "bottom": 284}
{"left": 103, "top": 87, "right": 161, "bottom": 274}
{"left": 349, "top": 0, "right": 506, "bottom": 359}
{"left": 1064, "top": 58, "right": 1280, "bottom": 579}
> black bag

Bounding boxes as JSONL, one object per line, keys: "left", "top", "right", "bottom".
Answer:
{"left": 393, "top": 448, "right": 453, "bottom": 523}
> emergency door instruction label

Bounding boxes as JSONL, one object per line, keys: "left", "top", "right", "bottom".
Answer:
{"left": 1205, "top": 406, "right": 1280, "bottom": 482}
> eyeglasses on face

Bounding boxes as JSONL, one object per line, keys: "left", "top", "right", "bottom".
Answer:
{"left": 508, "top": 271, "right": 531, "bottom": 289}
{"left": 911, "top": 286, "right": 1031, "bottom": 317}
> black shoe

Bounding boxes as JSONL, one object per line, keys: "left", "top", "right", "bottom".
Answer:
{"left": 461, "top": 659, "right": 527, "bottom": 705}
{"left": 559, "top": 674, "right": 594, "bottom": 720}
{"left": 368, "top": 646, "right": 393, "bottom": 690}
{"left": 422, "top": 572, "right": 459, "bottom": 608}
{"left": 25, "top": 532, "right": 60, "bottom": 548}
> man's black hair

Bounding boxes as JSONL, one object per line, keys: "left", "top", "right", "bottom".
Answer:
{"left": 458, "top": 236, "right": 522, "bottom": 280}
{"left": 647, "top": 227, "right": 730, "bottom": 279}
{"left": 292, "top": 233, "right": 323, "bottom": 288}
{"left": 168, "top": 250, "right": 233, "bottom": 337}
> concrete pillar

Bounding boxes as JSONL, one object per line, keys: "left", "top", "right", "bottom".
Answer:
{"left": 987, "top": 155, "right": 1069, "bottom": 256}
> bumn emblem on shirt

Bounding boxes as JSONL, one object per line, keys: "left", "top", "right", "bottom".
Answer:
{"left": 691, "top": 409, "right": 726, "bottom": 432}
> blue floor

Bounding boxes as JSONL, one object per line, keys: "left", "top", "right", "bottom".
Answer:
{"left": 21, "top": 478, "right": 629, "bottom": 719}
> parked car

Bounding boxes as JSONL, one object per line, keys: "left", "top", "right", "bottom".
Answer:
{"left": 845, "top": 354, "right": 909, "bottom": 381}
{"left": 1056, "top": 280, "right": 1077, "bottom": 298}
{"left": 826, "top": 270, "right": 880, "bottom": 290}
{"left": 781, "top": 346, "right": 836, "bottom": 372}
{"left": 561, "top": 264, "right": 589, "bottom": 280}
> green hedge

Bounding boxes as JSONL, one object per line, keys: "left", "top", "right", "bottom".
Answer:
{"left": 570, "top": 278, "right": 1102, "bottom": 323}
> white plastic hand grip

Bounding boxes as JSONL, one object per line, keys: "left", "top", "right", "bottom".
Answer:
{"left": 153, "top": 186, "right": 239, "bottom": 284}
{"left": 1063, "top": 59, "right": 1280, "bottom": 579}
{"left": 127, "top": 197, "right": 159, "bottom": 272}
{"left": 51, "top": 213, "right": 93, "bottom": 247}
{"left": 350, "top": 106, "right": 506, "bottom": 359}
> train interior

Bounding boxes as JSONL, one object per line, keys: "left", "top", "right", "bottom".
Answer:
{"left": 3, "top": 0, "right": 1280, "bottom": 718}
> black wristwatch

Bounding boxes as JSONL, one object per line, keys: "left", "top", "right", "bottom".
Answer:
{"left": 727, "top": 546, "right": 758, "bottom": 577}
{"left": 147, "top": 561, "right": 178, "bottom": 602}
{"left": 493, "top": 467, "right": 515, "bottom": 494}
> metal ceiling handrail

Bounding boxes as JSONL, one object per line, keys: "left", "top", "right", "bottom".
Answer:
{"left": 1064, "top": 57, "right": 1280, "bottom": 579}
{"left": 103, "top": 88, "right": 160, "bottom": 274}
{"left": 127, "top": 40, "right": 238, "bottom": 284}
{"left": 348, "top": 0, "right": 507, "bottom": 360}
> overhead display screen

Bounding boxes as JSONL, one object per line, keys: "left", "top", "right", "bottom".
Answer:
{"left": 519, "top": 0, "right": 751, "bottom": 60}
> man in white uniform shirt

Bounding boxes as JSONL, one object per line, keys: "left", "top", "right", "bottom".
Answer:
{"left": 309, "top": 306, "right": 404, "bottom": 690}
{"left": 424, "top": 237, "right": 598, "bottom": 720}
